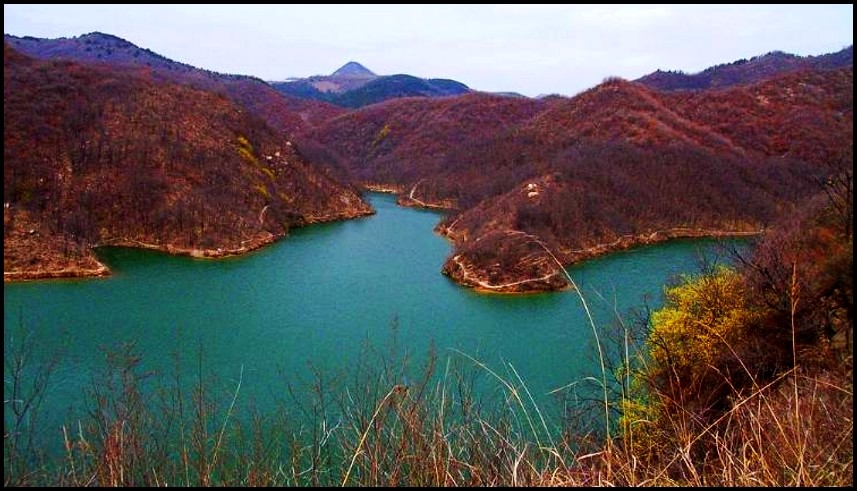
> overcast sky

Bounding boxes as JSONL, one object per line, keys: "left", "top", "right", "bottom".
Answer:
{"left": 4, "top": 4, "right": 853, "bottom": 97}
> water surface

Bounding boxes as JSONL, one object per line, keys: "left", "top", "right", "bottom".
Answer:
{"left": 4, "top": 193, "right": 738, "bottom": 442}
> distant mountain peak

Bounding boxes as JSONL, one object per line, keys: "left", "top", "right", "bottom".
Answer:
{"left": 271, "top": 61, "right": 468, "bottom": 108}
{"left": 332, "top": 61, "right": 375, "bottom": 78}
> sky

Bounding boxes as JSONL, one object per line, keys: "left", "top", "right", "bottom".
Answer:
{"left": 4, "top": 4, "right": 853, "bottom": 97}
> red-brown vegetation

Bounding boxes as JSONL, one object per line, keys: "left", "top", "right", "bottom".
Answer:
{"left": 4, "top": 32, "right": 347, "bottom": 134}
{"left": 3, "top": 44, "right": 371, "bottom": 279}
{"left": 636, "top": 45, "right": 852, "bottom": 91}
{"left": 307, "top": 69, "right": 851, "bottom": 291}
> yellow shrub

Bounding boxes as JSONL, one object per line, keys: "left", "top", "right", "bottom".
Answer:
{"left": 620, "top": 266, "right": 764, "bottom": 455}
{"left": 650, "top": 266, "right": 759, "bottom": 376}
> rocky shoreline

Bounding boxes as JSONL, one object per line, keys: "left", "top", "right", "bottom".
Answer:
{"left": 441, "top": 252, "right": 569, "bottom": 294}
{"left": 4, "top": 264, "right": 111, "bottom": 282}
{"left": 6, "top": 192, "right": 760, "bottom": 293}
{"left": 561, "top": 228, "right": 762, "bottom": 265}
{"left": 363, "top": 182, "right": 405, "bottom": 194}
{"left": 4, "top": 208, "right": 374, "bottom": 283}
{"left": 438, "top": 227, "right": 763, "bottom": 294}
{"left": 369, "top": 186, "right": 763, "bottom": 295}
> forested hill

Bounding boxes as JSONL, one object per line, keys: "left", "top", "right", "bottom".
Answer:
{"left": 3, "top": 43, "right": 371, "bottom": 280}
{"left": 4, "top": 32, "right": 346, "bottom": 132}
{"left": 271, "top": 61, "right": 471, "bottom": 108}
{"left": 636, "top": 45, "right": 852, "bottom": 91}
{"left": 4, "top": 34, "right": 852, "bottom": 292}
{"left": 307, "top": 67, "right": 852, "bottom": 292}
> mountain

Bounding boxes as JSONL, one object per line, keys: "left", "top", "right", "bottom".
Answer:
{"left": 637, "top": 45, "right": 853, "bottom": 91}
{"left": 271, "top": 62, "right": 470, "bottom": 108}
{"left": 305, "top": 93, "right": 552, "bottom": 202}
{"left": 331, "top": 61, "right": 376, "bottom": 78}
{"left": 5, "top": 34, "right": 851, "bottom": 293}
{"left": 4, "top": 32, "right": 345, "bottom": 132}
{"left": 3, "top": 43, "right": 371, "bottom": 280}
{"left": 308, "top": 68, "right": 852, "bottom": 292}
{"left": 333, "top": 75, "right": 471, "bottom": 108}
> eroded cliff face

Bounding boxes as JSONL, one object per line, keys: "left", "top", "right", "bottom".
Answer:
{"left": 3, "top": 44, "right": 372, "bottom": 281}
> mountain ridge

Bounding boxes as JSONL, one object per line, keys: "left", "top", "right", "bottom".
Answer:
{"left": 4, "top": 32, "right": 346, "bottom": 133}
{"left": 3, "top": 43, "right": 372, "bottom": 280}
{"left": 3, "top": 34, "right": 852, "bottom": 292}
{"left": 308, "top": 67, "right": 852, "bottom": 291}
{"left": 637, "top": 45, "right": 853, "bottom": 91}
{"left": 271, "top": 61, "right": 470, "bottom": 108}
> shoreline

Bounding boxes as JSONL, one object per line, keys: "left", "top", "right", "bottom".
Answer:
{"left": 465, "top": 280, "right": 573, "bottom": 296}
{"left": 4, "top": 264, "right": 111, "bottom": 282}
{"left": 438, "top": 227, "right": 763, "bottom": 295}
{"left": 561, "top": 228, "right": 762, "bottom": 266}
{"left": 363, "top": 182, "right": 405, "bottom": 194}
{"left": 5, "top": 202, "right": 761, "bottom": 290}
{"left": 4, "top": 209, "right": 375, "bottom": 283}
{"left": 363, "top": 182, "right": 457, "bottom": 211}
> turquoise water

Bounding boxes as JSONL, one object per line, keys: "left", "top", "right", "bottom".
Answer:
{"left": 4, "top": 193, "right": 737, "bottom": 443}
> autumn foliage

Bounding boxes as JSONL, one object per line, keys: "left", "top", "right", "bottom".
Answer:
{"left": 4, "top": 32, "right": 346, "bottom": 134}
{"left": 3, "top": 43, "right": 370, "bottom": 277}
{"left": 307, "top": 67, "right": 852, "bottom": 291}
{"left": 621, "top": 175, "right": 853, "bottom": 474}
{"left": 636, "top": 45, "right": 852, "bottom": 91}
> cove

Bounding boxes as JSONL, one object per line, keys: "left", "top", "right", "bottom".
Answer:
{"left": 4, "top": 193, "right": 741, "bottom": 448}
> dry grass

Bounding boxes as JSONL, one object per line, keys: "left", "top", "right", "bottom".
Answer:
{"left": 4, "top": 237, "right": 852, "bottom": 486}
{"left": 4, "top": 329, "right": 852, "bottom": 487}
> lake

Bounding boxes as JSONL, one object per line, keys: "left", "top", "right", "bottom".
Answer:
{"left": 4, "top": 192, "right": 738, "bottom": 447}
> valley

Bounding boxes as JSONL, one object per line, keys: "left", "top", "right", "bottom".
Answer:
{"left": 3, "top": 7, "right": 853, "bottom": 486}
{"left": 3, "top": 33, "right": 853, "bottom": 294}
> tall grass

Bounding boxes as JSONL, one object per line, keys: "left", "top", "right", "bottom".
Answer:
{"left": 4, "top": 283, "right": 852, "bottom": 486}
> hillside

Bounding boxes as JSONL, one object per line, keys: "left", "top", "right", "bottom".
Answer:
{"left": 332, "top": 75, "right": 470, "bottom": 108}
{"left": 272, "top": 62, "right": 470, "bottom": 108}
{"left": 310, "top": 69, "right": 852, "bottom": 292}
{"left": 305, "top": 92, "right": 554, "bottom": 207}
{"left": 3, "top": 43, "right": 372, "bottom": 280}
{"left": 4, "top": 32, "right": 345, "bottom": 133}
{"left": 5, "top": 34, "right": 852, "bottom": 292}
{"left": 637, "top": 45, "right": 853, "bottom": 91}
{"left": 668, "top": 68, "right": 854, "bottom": 166}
